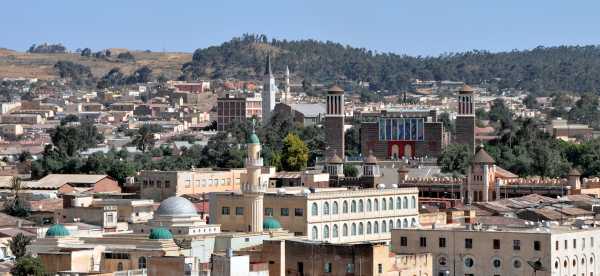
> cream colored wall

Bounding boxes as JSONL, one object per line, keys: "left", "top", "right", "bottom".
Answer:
{"left": 140, "top": 169, "right": 243, "bottom": 201}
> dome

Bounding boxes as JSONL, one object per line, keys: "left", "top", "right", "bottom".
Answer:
{"left": 46, "top": 224, "right": 70, "bottom": 237}
{"left": 156, "top": 196, "right": 198, "bottom": 217}
{"left": 263, "top": 217, "right": 282, "bottom": 230}
{"left": 149, "top": 227, "right": 173, "bottom": 240}
{"left": 248, "top": 132, "right": 260, "bottom": 144}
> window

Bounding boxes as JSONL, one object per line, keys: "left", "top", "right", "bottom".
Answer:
{"left": 358, "top": 200, "right": 364, "bottom": 212}
{"left": 374, "top": 199, "right": 379, "bottom": 211}
{"left": 400, "top": 236, "right": 408, "bottom": 246}
{"left": 295, "top": 208, "right": 304, "bottom": 216}
{"left": 396, "top": 219, "right": 402, "bottom": 229}
{"left": 235, "top": 207, "right": 244, "bottom": 215}
{"left": 555, "top": 240, "right": 559, "bottom": 251}
{"left": 439, "top": 237, "right": 446, "bottom": 248}
{"left": 367, "top": 199, "right": 372, "bottom": 211}
{"left": 165, "top": 180, "right": 170, "bottom": 188}
{"left": 513, "top": 259, "right": 522, "bottom": 269}
{"left": 138, "top": 257, "right": 147, "bottom": 269}
{"left": 323, "top": 202, "right": 330, "bottom": 215}
{"left": 374, "top": 221, "right": 379, "bottom": 233}
{"left": 332, "top": 201, "right": 339, "bottom": 214}
{"left": 117, "top": 262, "right": 123, "bottom": 271}
{"left": 403, "top": 197, "right": 408, "bottom": 209}
{"left": 396, "top": 197, "right": 401, "bottom": 209}
{"left": 346, "top": 263, "right": 354, "bottom": 273}
{"left": 311, "top": 226, "right": 318, "bottom": 240}
{"left": 513, "top": 240, "right": 520, "bottom": 251}
{"left": 358, "top": 222, "right": 364, "bottom": 235}
{"left": 221, "top": 207, "right": 230, "bottom": 215}
{"left": 378, "top": 264, "right": 383, "bottom": 273}
{"left": 343, "top": 201, "right": 348, "bottom": 213}
{"left": 343, "top": 224, "right": 348, "bottom": 237}
{"left": 493, "top": 239, "right": 500, "bottom": 250}
{"left": 573, "top": 239, "right": 577, "bottom": 249}
{"left": 324, "top": 262, "right": 332, "bottom": 273}
{"left": 311, "top": 203, "right": 318, "bottom": 216}
{"left": 411, "top": 196, "right": 416, "bottom": 208}
{"left": 367, "top": 222, "right": 372, "bottom": 234}
{"left": 382, "top": 221, "right": 387, "bottom": 232}
{"left": 464, "top": 257, "right": 474, "bottom": 268}
{"left": 351, "top": 200, "right": 357, "bottom": 213}
{"left": 492, "top": 258, "right": 501, "bottom": 268}
{"left": 388, "top": 197, "right": 394, "bottom": 210}
{"left": 382, "top": 198, "right": 387, "bottom": 210}
{"left": 465, "top": 238, "right": 473, "bottom": 249}
{"left": 564, "top": 240, "right": 568, "bottom": 249}
{"left": 534, "top": 240, "right": 541, "bottom": 251}
{"left": 403, "top": 218, "right": 408, "bottom": 228}
{"left": 583, "top": 237, "right": 586, "bottom": 248}
{"left": 420, "top": 237, "right": 427, "bottom": 247}
{"left": 281, "top": 208, "right": 289, "bottom": 216}
{"left": 323, "top": 225, "right": 330, "bottom": 239}
{"left": 264, "top": 208, "right": 273, "bottom": 216}
{"left": 333, "top": 224, "right": 339, "bottom": 238}
{"left": 351, "top": 223, "right": 357, "bottom": 236}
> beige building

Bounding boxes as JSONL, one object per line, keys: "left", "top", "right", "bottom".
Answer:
{"left": 0, "top": 113, "right": 44, "bottom": 124}
{"left": 392, "top": 223, "right": 600, "bottom": 276}
{"left": 138, "top": 168, "right": 246, "bottom": 201}
{"left": 0, "top": 124, "right": 23, "bottom": 136}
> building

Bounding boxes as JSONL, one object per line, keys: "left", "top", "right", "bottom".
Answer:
{"left": 20, "top": 174, "right": 121, "bottom": 194}
{"left": 548, "top": 118, "right": 593, "bottom": 142}
{"left": 216, "top": 92, "right": 262, "bottom": 131}
{"left": 262, "top": 56, "right": 278, "bottom": 122}
{"left": 137, "top": 168, "right": 245, "bottom": 201}
{"left": 0, "top": 114, "right": 44, "bottom": 125}
{"left": 455, "top": 85, "right": 476, "bottom": 152}
{"left": 392, "top": 222, "right": 600, "bottom": 276}
{"left": 325, "top": 85, "right": 345, "bottom": 159}
{"left": 273, "top": 103, "right": 326, "bottom": 126}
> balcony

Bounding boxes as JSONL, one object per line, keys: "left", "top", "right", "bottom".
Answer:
{"left": 245, "top": 157, "right": 263, "bottom": 167}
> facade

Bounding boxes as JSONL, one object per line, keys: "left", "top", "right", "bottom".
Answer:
{"left": 262, "top": 56, "right": 278, "bottom": 122}
{"left": 138, "top": 168, "right": 245, "bottom": 201}
{"left": 325, "top": 85, "right": 345, "bottom": 159}
{"left": 455, "top": 85, "right": 476, "bottom": 152}
{"left": 360, "top": 108, "right": 444, "bottom": 159}
{"left": 0, "top": 113, "right": 44, "bottom": 124}
{"left": 216, "top": 92, "right": 262, "bottom": 131}
{"left": 392, "top": 224, "right": 600, "bottom": 276}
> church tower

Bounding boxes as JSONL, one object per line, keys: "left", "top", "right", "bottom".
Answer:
{"left": 242, "top": 123, "right": 266, "bottom": 232}
{"left": 325, "top": 85, "right": 345, "bottom": 160}
{"left": 455, "top": 85, "right": 476, "bottom": 152}
{"left": 262, "top": 56, "right": 278, "bottom": 122}
{"left": 283, "top": 65, "right": 291, "bottom": 104}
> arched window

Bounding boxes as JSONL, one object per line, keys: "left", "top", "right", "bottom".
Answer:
{"left": 374, "top": 199, "right": 379, "bottom": 211}
{"left": 389, "top": 220, "right": 394, "bottom": 230}
{"left": 403, "top": 197, "right": 408, "bottom": 209}
{"left": 396, "top": 197, "right": 402, "bottom": 209}
{"left": 138, "top": 257, "right": 147, "bottom": 269}
{"left": 311, "top": 203, "right": 318, "bottom": 216}
{"left": 323, "top": 225, "right": 330, "bottom": 239}
{"left": 333, "top": 224, "right": 339, "bottom": 238}
{"left": 323, "top": 202, "right": 330, "bottom": 215}
{"left": 382, "top": 220, "right": 387, "bottom": 232}
{"left": 358, "top": 222, "right": 364, "bottom": 234}
{"left": 332, "top": 201, "right": 339, "bottom": 215}
{"left": 312, "top": 226, "right": 318, "bottom": 240}
{"left": 411, "top": 218, "right": 417, "bottom": 227}
{"left": 396, "top": 219, "right": 402, "bottom": 229}
{"left": 367, "top": 222, "right": 372, "bottom": 234}
{"left": 117, "top": 262, "right": 124, "bottom": 271}
{"left": 358, "top": 200, "right": 364, "bottom": 212}
{"left": 367, "top": 199, "right": 372, "bottom": 212}
{"left": 382, "top": 198, "right": 387, "bottom": 210}
{"left": 411, "top": 196, "right": 416, "bottom": 208}
{"left": 403, "top": 218, "right": 408, "bottom": 228}
{"left": 351, "top": 200, "right": 357, "bottom": 213}
{"left": 374, "top": 221, "right": 379, "bottom": 233}
{"left": 343, "top": 224, "right": 348, "bottom": 237}
{"left": 351, "top": 223, "right": 357, "bottom": 236}
{"left": 343, "top": 201, "right": 349, "bottom": 213}
{"left": 388, "top": 197, "right": 394, "bottom": 210}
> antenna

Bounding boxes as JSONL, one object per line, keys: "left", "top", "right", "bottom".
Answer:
{"left": 526, "top": 258, "right": 546, "bottom": 276}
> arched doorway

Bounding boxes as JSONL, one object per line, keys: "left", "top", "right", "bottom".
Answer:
{"left": 391, "top": 144, "right": 400, "bottom": 159}
{"left": 403, "top": 144, "right": 412, "bottom": 158}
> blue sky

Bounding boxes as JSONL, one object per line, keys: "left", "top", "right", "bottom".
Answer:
{"left": 2, "top": 0, "right": 600, "bottom": 56}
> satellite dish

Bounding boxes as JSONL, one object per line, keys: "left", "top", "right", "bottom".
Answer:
{"left": 527, "top": 258, "right": 546, "bottom": 274}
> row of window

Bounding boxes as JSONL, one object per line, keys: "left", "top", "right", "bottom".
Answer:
{"left": 310, "top": 196, "right": 417, "bottom": 216}
{"left": 402, "top": 237, "right": 541, "bottom": 252}
{"left": 312, "top": 217, "right": 418, "bottom": 240}
{"left": 554, "top": 256, "right": 595, "bottom": 271}
{"left": 321, "top": 262, "right": 382, "bottom": 274}
{"left": 142, "top": 179, "right": 171, "bottom": 189}
{"left": 142, "top": 178, "right": 238, "bottom": 189}
{"left": 222, "top": 207, "right": 304, "bottom": 217}
{"left": 556, "top": 237, "right": 595, "bottom": 250}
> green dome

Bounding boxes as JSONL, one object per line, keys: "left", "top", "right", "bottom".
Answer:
{"left": 46, "top": 224, "right": 70, "bottom": 237}
{"left": 248, "top": 133, "right": 260, "bottom": 144}
{"left": 263, "top": 217, "right": 282, "bottom": 230}
{"left": 148, "top": 227, "right": 173, "bottom": 240}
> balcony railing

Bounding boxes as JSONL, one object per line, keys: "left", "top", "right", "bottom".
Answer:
{"left": 245, "top": 157, "right": 263, "bottom": 167}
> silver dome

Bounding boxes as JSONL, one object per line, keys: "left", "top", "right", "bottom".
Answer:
{"left": 156, "top": 196, "right": 198, "bottom": 217}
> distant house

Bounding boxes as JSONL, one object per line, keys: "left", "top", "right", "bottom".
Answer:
{"left": 21, "top": 174, "right": 121, "bottom": 194}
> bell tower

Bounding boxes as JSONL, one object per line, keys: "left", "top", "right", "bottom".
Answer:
{"left": 325, "top": 85, "right": 345, "bottom": 159}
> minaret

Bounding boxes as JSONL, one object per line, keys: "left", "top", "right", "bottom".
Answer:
{"left": 243, "top": 120, "right": 265, "bottom": 232}
{"left": 262, "top": 56, "right": 277, "bottom": 121}
{"left": 284, "top": 65, "right": 290, "bottom": 104}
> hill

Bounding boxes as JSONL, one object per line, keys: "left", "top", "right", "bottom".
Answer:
{"left": 0, "top": 48, "right": 190, "bottom": 80}
{"left": 183, "top": 34, "right": 600, "bottom": 95}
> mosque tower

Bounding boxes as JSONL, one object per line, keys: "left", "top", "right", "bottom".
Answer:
{"left": 242, "top": 121, "right": 266, "bottom": 232}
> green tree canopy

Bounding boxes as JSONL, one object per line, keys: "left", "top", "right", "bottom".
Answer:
{"left": 281, "top": 133, "right": 309, "bottom": 171}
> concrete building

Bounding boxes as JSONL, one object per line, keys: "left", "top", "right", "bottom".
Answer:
{"left": 0, "top": 113, "right": 44, "bottom": 125}
{"left": 216, "top": 92, "right": 262, "bottom": 131}
{"left": 548, "top": 118, "right": 593, "bottom": 142}
{"left": 392, "top": 222, "right": 600, "bottom": 276}
{"left": 137, "top": 168, "right": 245, "bottom": 201}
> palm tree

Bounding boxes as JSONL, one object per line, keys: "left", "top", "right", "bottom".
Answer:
{"left": 7, "top": 233, "right": 32, "bottom": 259}
{"left": 10, "top": 176, "right": 22, "bottom": 201}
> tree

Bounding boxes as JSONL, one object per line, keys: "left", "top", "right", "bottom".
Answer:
{"left": 437, "top": 144, "right": 471, "bottom": 175}
{"left": 80, "top": 48, "right": 92, "bottom": 57}
{"left": 17, "top": 151, "right": 32, "bottom": 163}
{"left": 281, "top": 133, "right": 309, "bottom": 171}
{"left": 344, "top": 125, "right": 361, "bottom": 157}
{"left": 11, "top": 256, "right": 45, "bottom": 276}
{"left": 343, "top": 165, "right": 359, "bottom": 177}
{"left": 132, "top": 125, "right": 159, "bottom": 152}
{"left": 523, "top": 94, "right": 539, "bottom": 109}
{"left": 7, "top": 233, "right": 33, "bottom": 259}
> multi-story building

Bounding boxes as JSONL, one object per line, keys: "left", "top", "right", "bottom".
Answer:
{"left": 0, "top": 114, "right": 44, "bottom": 124}
{"left": 216, "top": 92, "right": 262, "bottom": 131}
{"left": 392, "top": 223, "right": 600, "bottom": 276}
{"left": 137, "top": 168, "right": 246, "bottom": 201}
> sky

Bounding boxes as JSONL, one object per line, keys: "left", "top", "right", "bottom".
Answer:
{"left": 2, "top": 0, "right": 600, "bottom": 56}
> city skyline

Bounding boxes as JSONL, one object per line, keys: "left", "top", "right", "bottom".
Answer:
{"left": 3, "top": 0, "right": 600, "bottom": 56}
